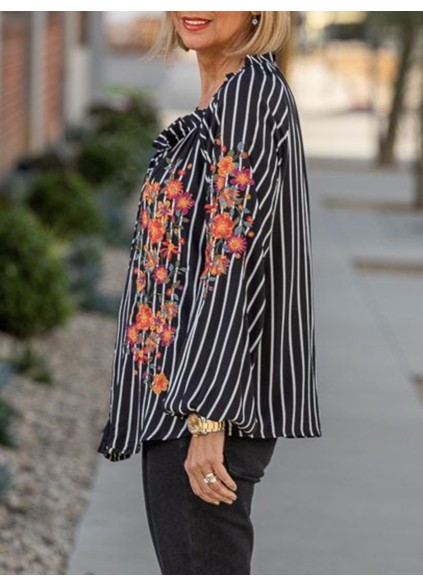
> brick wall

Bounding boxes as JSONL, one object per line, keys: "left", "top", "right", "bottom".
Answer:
{"left": 43, "top": 11, "right": 63, "bottom": 145}
{"left": 0, "top": 12, "right": 67, "bottom": 178}
{"left": 0, "top": 13, "right": 30, "bottom": 175}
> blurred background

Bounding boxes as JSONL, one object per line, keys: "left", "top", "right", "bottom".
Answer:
{"left": 0, "top": 10, "right": 422, "bottom": 575}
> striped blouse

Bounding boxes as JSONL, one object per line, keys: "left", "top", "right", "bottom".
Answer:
{"left": 97, "top": 51, "right": 322, "bottom": 462}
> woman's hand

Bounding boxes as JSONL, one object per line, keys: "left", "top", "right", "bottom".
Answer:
{"left": 184, "top": 431, "right": 238, "bottom": 505}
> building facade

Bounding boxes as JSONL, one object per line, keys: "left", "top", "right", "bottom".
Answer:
{"left": 0, "top": 11, "right": 104, "bottom": 179}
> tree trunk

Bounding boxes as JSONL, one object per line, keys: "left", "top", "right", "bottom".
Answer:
{"left": 415, "top": 78, "right": 423, "bottom": 208}
{"left": 377, "top": 25, "right": 417, "bottom": 166}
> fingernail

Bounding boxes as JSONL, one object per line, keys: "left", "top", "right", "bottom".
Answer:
{"left": 225, "top": 500, "right": 233, "bottom": 505}
{"left": 232, "top": 485, "right": 237, "bottom": 491}
{"left": 214, "top": 501, "right": 220, "bottom": 506}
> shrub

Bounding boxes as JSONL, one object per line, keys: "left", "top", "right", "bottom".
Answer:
{"left": 0, "top": 397, "right": 19, "bottom": 448}
{"left": 76, "top": 133, "right": 133, "bottom": 186}
{"left": 89, "top": 87, "right": 159, "bottom": 138}
{"left": 26, "top": 170, "right": 104, "bottom": 241}
{"left": 0, "top": 207, "right": 75, "bottom": 339}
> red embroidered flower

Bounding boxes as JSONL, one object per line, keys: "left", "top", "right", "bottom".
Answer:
{"left": 212, "top": 212, "right": 234, "bottom": 239}
{"left": 160, "top": 239, "right": 178, "bottom": 260}
{"left": 135, "top": 304, "right": 154, "bottom": 331}
{"left": 148, "top": 218, "right": 166, "bottom": 244}
{"left": 175, "top": 191, "right": 195, "bottom": 215}
{"left": 230, "top": 167, "right": 255, "bottom": 191}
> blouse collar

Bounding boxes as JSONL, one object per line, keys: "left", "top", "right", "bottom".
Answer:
{"left": 151, "top": 51, "right": 276, "bottom": 154}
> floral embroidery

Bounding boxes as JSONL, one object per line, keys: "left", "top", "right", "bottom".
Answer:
{"left": 122, "top": 159, "right": 195, "bottom": 393}
{"left": 200, "top": 134, "right": 255, "bottom": 299}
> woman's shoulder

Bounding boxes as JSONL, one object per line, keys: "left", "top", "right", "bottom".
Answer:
{"left": 214, "top": 52, "right": 291, "bottom": 123}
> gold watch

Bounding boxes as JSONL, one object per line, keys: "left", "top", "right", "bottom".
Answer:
{"left": 187, "top": 412, "right": 225, "bottom": 437}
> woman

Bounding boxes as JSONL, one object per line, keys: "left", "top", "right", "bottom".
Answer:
{"left": 98, "top": 11, "right": 322, "bottom": 575}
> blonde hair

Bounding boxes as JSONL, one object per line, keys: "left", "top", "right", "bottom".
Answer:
{"left": 146, "top": 12, "right": 291, "bottom": 67}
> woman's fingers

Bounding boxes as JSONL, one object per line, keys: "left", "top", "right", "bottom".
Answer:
{"left": 188, "top": 473, "right": 221, "bottom": 506}
{"left": 213, "top": 460, "right": 238, "bottom": 492}
{"left": 195, "top": 468, "right": 237, "bottom": 505}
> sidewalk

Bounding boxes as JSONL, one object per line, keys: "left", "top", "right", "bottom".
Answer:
{"left": 67, "top": 158, "right": 423, "bottom": 574}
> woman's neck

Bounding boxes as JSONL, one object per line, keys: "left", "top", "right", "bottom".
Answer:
{"left": 195, "top": 52, "right": 245, "bottom": 110}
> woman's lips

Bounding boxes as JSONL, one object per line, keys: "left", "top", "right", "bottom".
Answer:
{"left": 181, "top": 17, "right": 211, "bottom": 32}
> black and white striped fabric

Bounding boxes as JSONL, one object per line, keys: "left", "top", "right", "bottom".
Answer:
{"left": 98, "top": 51, "right": 322, "bottom": 462}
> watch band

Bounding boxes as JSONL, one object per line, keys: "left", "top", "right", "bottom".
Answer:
{"left": 187, "top": 412, "right": 225, "bottom": 436}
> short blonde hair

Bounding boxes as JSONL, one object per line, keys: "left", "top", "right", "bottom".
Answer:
{"left": 147, "top": 12, "right": 291, "bottom": 67}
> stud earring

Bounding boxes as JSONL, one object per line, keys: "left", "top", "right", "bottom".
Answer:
{"left": 252, "top": 15, "right": 259, "bottom": 26}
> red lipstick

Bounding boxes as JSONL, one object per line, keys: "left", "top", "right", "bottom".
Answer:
{"left": 182, "top": 17, "right": 211, "bottom": 32}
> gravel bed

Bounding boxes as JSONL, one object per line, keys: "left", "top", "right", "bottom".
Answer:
{"left": 0, "top": 246, "right": 129, "bottom": 574}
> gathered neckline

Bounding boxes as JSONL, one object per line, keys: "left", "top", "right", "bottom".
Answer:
{"left": 152, "top": 52, "right": 276, "bottom": 154}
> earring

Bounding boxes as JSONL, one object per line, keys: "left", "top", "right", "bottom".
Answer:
{"left": 252, "top": 15, "right": 259, "bottom": 26}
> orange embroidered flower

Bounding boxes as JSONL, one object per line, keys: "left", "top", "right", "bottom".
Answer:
{"left": 162, "top": 301, "right": 178, "bottom": 320}
{"left": 126, "top": 323, "right": 139, "bottom": 345}
{"left": 210, "top": 253, "right": 230, "bottom": 276}
{"left": 134, "top": 269, "right": 147, "bottom": 293}
{"left": 156, "top": 200, "right": 173, "bottom": 221}
{"left": 151, "top": 371, "right": 169, "bottom": 394}
{"left": 214, "top": 175, "right": 226, "bottom": 192}
{"left": 212, "top": 212, "right": 234, "bottom": 239}
{"left": 141, "top": 208, "right": 149, "bottom": 229}
{"left": 151, "top": 312, "right": 166, "bottom": 332}
{"left": 217, "top": 155, "right": 235, "bottom": 177}
{"left": 154, "top": 265, "right": 169, "bottom": 285}
{"left": 160, "top": 239, "right": 178, "bottom": 260}
{"left": 175, "top": 191, "right": 195, "bottom": 215}
{"left": 142, "top": 179, "right": 160, "bottom": 204}
{"left": 159, "top": 324, "right": 176, "bottom": 346}
{"left": 226, "top": 234, "right": 247, "bottom": 255}
{"left": 135, "top": 304, "right": 154, "bottom": 331}
{"left": 134, "top": 347, "right": 149, "bottom": 365}
{"left": 221, "top": 187, "right": 239, "bottom": 207}
{"left": 164, "top": 178, "right": 184, "bottom": 199}
{"left": 144, "top": 247, "right": 159, "bottom": 271}
{"left": 148, "top": 218, "right": 166, "bottom": 244}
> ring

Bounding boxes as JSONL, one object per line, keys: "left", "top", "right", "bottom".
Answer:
{"left": 203, "top": 473, "right": 218, "bottom": 484}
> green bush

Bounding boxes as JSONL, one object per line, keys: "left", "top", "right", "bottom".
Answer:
{"left": 76, "top": 133, "right": 133, "bottom": 186}
{"left": 0, "top": 397, "right": 19, "bottom": 448}
{"left": 77, "top": 88, "right": 159, "bottom": 190}
{"left": 26, "top": 170, "right": 104, "bottom": 241}
{"left": 0, "top": 207, "right": 75, "bottom": 339}
{"left": 89, "top": 87, "right": 159, "bottom": 138}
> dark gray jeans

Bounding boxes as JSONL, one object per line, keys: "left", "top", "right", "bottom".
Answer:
{"left": 141, "top": 432, "right": 277, "bottom": 575}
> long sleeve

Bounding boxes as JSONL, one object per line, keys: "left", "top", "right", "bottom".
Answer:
{"left": 161, "top": 65, "right": 289, "bottom": 435}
